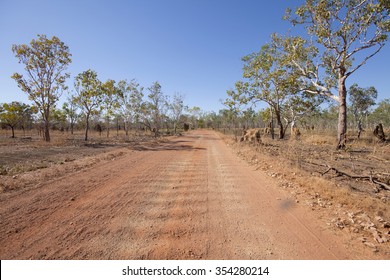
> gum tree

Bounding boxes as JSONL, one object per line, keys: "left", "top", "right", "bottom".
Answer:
{"left": 11, "top": 34, "right": 72, "bottom": 141}
{"left": 145, "top": 81, "right": 167, "bottom": 137}
{"left": 73, "top": 69, "right": 103, "bottom": 141}
{"left": 101, "top": 79, "right": 120, "bottom": 138}
{"left": 349, "top": 84, "right": 377, "bottom": 138}
{"left": 169, "top": 92, "right": 185, "bottom": 135}
{"left": 62, "top": 94, "right": 79, "bottom": 134}
{"left": 285, "top": 0, "right": 390, "bottom": 149}
{"left": 117, "top": 79, "right": 144, "bottom": 136}
{"left": 0, "top": 102, "right": 33, "bottom": 138}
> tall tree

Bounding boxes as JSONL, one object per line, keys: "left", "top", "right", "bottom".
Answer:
{"left": 169, "top": 92, "right": 185, "bottom": 135}
{"left": 73, "top": 69, "right": 103, "bottom": 141}
{"left": 224, "top": 82, "right": 246, "bottom": 139}
{"left": 117, "top": 79, "right": 144, "bottom": 136}
{"left": 11, "top": 34, "right": 72, "bottom": 142}
{"left": 349, "top": 84, "right": 377, "bottom": 138}
{"left": 242, "top": 39, "right": 305, "bottom": 139}
{"left": 101, "top": 79, "right": 120, "bottom": 138}
{"left": 146, "top": 81, "right": 167, "bottom": 137}
{"left": 285, "top": 0, "right": 390, "bottom": 149}
{"left": 62, "top": 94, "right": 79, "bottom": 134}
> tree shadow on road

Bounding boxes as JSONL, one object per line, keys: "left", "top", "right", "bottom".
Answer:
{"left": 128, "top": 140, "right": 206, "bottom": 152}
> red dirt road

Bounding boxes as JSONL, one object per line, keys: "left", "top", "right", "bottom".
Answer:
{"left": 0, "top": 130, "right": 373, "bottom": 259}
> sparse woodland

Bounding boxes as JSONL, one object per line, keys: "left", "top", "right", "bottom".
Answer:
{"left": 1, "top": 0, "right": 390, "bottom": 259}
{"left": 1, "top": 0, "right": 389, "bottom": 188}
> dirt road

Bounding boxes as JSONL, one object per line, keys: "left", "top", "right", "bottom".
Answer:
{"left": 0, "top": 130, "right": 374, "bottom": 259}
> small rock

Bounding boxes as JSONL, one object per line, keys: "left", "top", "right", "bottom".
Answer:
{"left": 357, "top": 237, "right": 367, "bottom": 243}
{"left": 335, "top": 221, "right": 345, "bottom": 229}
{"left": 375, "top": 216, "right": 384, "bottom": 223}
{"left": 352, "top": 227, "right": 359, "bottom": 233}
{"left": 364, "top": 242, "right": 377, "bottom": 249}
{"left": 373, "top": 233, "right": 384, "bottom": 243}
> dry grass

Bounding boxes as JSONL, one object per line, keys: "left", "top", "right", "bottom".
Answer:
{"left": 0, "top": 128, "right": 159, "bottom": 176}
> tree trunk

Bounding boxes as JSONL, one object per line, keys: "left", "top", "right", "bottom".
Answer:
{"left": 270, "top": 108, "right": 275, "bottom": 140}
{"left": 290, "top": 119, "right": 296, "bottom": 136}
{"left": 11, "top": 126, "right": 15, "bottom": 138}
{"left": 116, "top": 118, "right": 119, "bottom": 136}
{"left": 357, "top": 120, "right": 363, "bottom": 139}
{"left": 337, "top": 76, "right": 347, "bottom": 150}
{"left": 106, "top": 117, "right": 110, "bottom": 138}
{"left": 85, "top": 113, "right": 90, "bottom": 141}
{"left": 125, "top": 120, "right": 129, "bottom": 136}
{"left": 275, "top": 109, "right": 284, "bottom": 139}
{"left": 44, "top": 120, "right": 50, "bottom": 142}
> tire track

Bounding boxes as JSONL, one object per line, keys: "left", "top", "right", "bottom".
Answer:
{"left": 0, "top": 130, "right": 371, "bottom": 259}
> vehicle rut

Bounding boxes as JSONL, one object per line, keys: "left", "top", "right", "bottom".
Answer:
{"left": 0, "top": 130, "right": 372, "bottom": 259}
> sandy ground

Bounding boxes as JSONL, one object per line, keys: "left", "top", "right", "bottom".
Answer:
{"left": 0, "top": 130, "right": 383, "bottom": 259}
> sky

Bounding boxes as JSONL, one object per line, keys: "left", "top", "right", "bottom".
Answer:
{"left": 1, "top": 0, "right": 389, "bottom": 113}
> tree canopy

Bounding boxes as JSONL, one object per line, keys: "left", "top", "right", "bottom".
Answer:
{"left": 11, "top": 34, "right": 72, "bottom": 142}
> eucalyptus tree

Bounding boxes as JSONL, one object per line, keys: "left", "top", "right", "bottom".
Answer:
{"left": 146, "top": 81, "right": 167, "bottom": 137}
{"left": 117, "top": 80, "right": 144, "bottom": 136}
{"left": 11, "top": 34, "right": 72, "bottom": 141}
{"left": 73, "top": 69, "right": 104, "bottom": 141}
{"left": 169, "top": 93, "right": 185, "bottom": 135}
{"left": 242, "top": 39, "right": 305, "bottom": 139}
{"left": 0, "top": 102, "right": 33, "bottom": 138}
{"left": 349, "top": 84, "right": 377, "bottom": 138}
{"left": 369, "top": 99, "right": 390, "bottom": 127}
{"left": 62, "top": 94, "right": 79, "bottom": 134}
{"left": 224, "top": 81, "right": 248, "bottom": 138}
{"left": 284, "top": 0, "right": 390, "bottom": 148}
{"left": 101, "top": 79, "right": 120, "bottom": 138}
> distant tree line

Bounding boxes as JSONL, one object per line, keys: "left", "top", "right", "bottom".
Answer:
{"left": 2, "top": 35, "right": 204, "bottom": 141}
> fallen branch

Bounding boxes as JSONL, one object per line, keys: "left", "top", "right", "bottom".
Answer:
{"left": 369, "top": 155, "right": 389, "bottom": 163}
{"left": 303, "top": 161, "right": 390, "bottom": 191}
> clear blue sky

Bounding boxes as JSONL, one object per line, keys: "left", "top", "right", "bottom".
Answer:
{"left": 1, "top": 0, "right": 389, "bottom": 112}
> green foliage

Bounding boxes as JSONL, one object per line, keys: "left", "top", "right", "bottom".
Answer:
{"left": 100, "top": 79, "right": 121, "bottom": 137}
{"left": 11, "top": 34, "right": 72, "bottom": 141}
{"left": 238, "top": 34, "right": 323, "bottom": 138}
{"left": 369, "top": 99, "right": 390, "bottom": 127}
{"left": 144, "top": 81, "right": 168, "bottom": 136}
{"left": 349, "top": 84, "right": 378, "bottom": 125}
{"left": 117, "top": 79, "right": 144, "bottom": 134}
{"left": 284, "top": 0, "right": 389, "bottom": 148}
{"left": 169, "top": 93, "right": 185, "bottom": 133}
{"left": 0, "top": 102, "right": 34, "bottom": 137}
{"left": 62, "top": 95, "right": 79, "bottom": 133}
{"left": 73, "top": 69, "right": 104, "bottom": 140}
